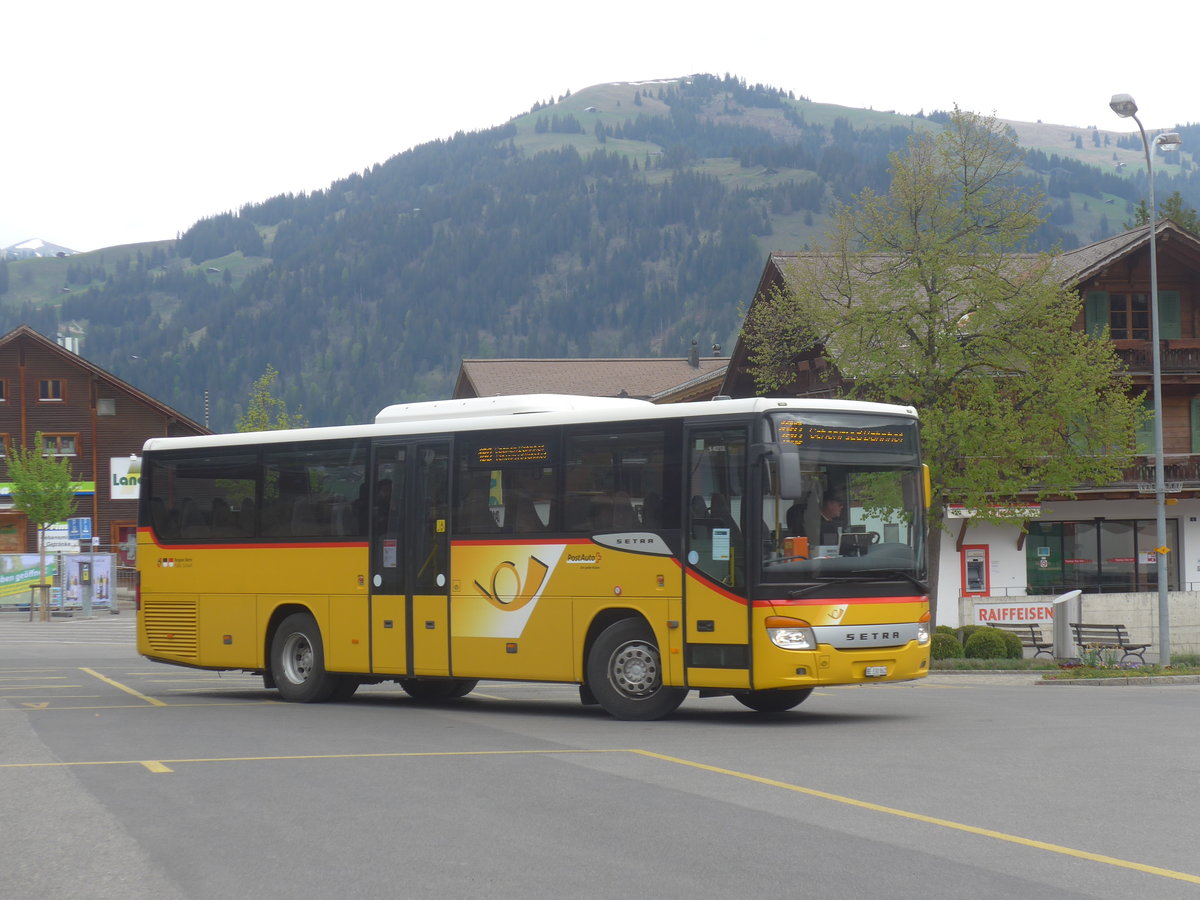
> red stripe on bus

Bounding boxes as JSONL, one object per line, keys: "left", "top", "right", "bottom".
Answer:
{"left": 451, "top": 538, "right": 597, "bottom": 547}
{"left": 753, "top": 595, "right": 926, "bottom": 607}
{"left": 138, "top": 528, "right": 367, "bottom": 551}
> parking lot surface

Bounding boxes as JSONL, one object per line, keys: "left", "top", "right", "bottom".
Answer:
{"left": 3, "top": 613, "right": 1199, "bottom": 899}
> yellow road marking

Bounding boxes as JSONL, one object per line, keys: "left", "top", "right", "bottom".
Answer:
{"left": 631, "top": 750, "right": 1200, "bottom": 886}
{"left": 0, "top": 701, "right": 276, "bottom": 712}
{"left": 0, "top": 739, "right": 1193, "bottom": 885}
{"left": 1, "top": 685, "right": 85, "bottom": 690}
{"left": 0, "top": 748, "right": 621, "bottom": 771}
{"left": 79, "top": 668, "right": 167, "bottom": 706}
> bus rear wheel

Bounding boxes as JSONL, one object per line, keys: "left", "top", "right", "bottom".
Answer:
{"left": 399, "top": 678, "right": 478, "bottom": 702}
{"left": 586, "top": 619, "right": 686, "bottom": 720}
{"left": 734, "top": 688, "right": 813, "bottom": 713}
{"left": 270, "top": 613, "right": 339, "bottom": 703}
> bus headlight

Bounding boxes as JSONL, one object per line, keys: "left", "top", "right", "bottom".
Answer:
{"left": 766, "top": 616, "right": 818, "bottom": 650}
{"left": 916, "top": 613, "right": 931, "bottom": 645}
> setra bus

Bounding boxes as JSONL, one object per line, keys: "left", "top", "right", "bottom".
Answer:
{"left": 136, "top": 394, "right": 930, "bottom": 719}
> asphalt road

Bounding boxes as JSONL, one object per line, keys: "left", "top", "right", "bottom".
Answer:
{"left": 2, "top": 612, "right": 1199, "bottom": 899}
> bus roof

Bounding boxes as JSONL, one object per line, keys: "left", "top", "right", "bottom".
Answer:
{"left": 141, "top": 394, "right": 918, "bottom": 454}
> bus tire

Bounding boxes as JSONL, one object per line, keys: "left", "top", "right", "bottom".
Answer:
{"left": 399, "top": 678, "right": 478, "bottom": 702}
{"left": 586, "top": 618, "right": 686, "bottom": 721}
{"left": 734, "top": 688, "right": 813, "bottom": 713}
{"left": 270, "top": 613, "right": 339, "bottom": 703}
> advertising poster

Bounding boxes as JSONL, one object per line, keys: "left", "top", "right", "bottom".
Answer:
{"left": 63, "top": 554, "right": 115, "bottom": 609}
{"left": 0, "top": 554, "right": 59, "bottom": 608}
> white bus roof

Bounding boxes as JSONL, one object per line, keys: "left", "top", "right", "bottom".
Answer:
{"left": 142, "top": 394, "right": 917, "bottom": 454}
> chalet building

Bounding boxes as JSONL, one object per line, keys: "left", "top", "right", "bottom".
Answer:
{"left": 0, "top": 326, "right": 207, "bottom": 563}
{"left": 722, "top": 222, "right": 1200, "bottom": 653}
{"left": 454, "top": 351, "right": 728, "bottom": 404}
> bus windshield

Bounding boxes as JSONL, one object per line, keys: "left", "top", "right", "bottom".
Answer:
{"left": 760, "top": 411, "right": 925, "bottom": 586}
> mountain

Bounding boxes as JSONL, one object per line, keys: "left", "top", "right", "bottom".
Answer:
{"left": 3, "top": 238, "right": 77, "bottom": 260}
{"left": 2, "top": 75, "right": 1198, "bottom": 430}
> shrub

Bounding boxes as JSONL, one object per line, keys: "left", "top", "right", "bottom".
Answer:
{"left": 999, "top": 629, "right": 1024, "bottom": 660}
{"left": 957, "top": 624, "right": 983, "bottom": 644}
{"left": 931, "top": 632, "right": 964, "bottom": 659}
{"left": 935, "top": 625, "right": 957, "bottom": 637}
{"left": 964, "top": 627, "right": 1009, "bottom": 660}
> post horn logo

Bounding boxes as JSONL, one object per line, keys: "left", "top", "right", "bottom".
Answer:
{"left": 473, "top": 555, "right": 550, "bottom": 612}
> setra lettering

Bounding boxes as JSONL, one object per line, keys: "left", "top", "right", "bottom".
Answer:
{"left": 846, "top": 631, "right": 900, "bottom": 641}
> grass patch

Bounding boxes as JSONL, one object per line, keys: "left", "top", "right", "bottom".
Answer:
{"left": 931, "top": 658, "right": 1058, "bottom": 671}
{"left": 1042, "top": 663, "right": 1200, "bottom": 679}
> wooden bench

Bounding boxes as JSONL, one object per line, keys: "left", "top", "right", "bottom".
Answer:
{"left": 1069, "top": 623, "right": 1151, "bottom": 664}
{"left": 991, "top": 622, "right": 1053, "bottom": 659}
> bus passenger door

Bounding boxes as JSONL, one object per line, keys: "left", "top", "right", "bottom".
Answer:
{"left": 409, "top": 442, "right": 451, "bottom": 675}
{"left": 369, "top": 443, "right": 409, "bottom": 675}
{"left": 368, "top": 440, "right": 452, "bottom": 677}
{"left": 684, "top": 425, "right": 751, "bottom": 689}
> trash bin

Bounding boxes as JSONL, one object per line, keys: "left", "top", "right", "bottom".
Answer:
{"left": 1053, "top": 589, "right": 1082, "bottom": 659}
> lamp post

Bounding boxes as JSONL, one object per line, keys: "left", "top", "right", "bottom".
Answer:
{"left": 1109, "top": 93, "right": 1182, "bottom": 665}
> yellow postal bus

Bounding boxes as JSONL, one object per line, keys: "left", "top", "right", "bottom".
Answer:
{"left": 137, "top": 394, "right": 930, "bottom": 719}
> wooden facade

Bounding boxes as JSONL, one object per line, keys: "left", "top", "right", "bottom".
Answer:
{"left": 0, "top": 326, "right": 207, "bottom": 557}
{"left": 722, "top": 222, "right": 1200, "bottom": 498}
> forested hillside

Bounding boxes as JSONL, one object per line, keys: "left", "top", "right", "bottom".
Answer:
{"left": 3, "top": 75, "right": 1197, "bottom": 429}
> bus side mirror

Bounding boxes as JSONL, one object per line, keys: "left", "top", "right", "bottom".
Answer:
{"left": 923, "top": 464, "right": 932, "bottom": 509}
{"left": 753, "top": 443, "right": 805, "bottom": 500}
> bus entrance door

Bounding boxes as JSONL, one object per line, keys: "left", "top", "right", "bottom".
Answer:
{"left": 368, "top": 440, "right": 451, "bottom": 676}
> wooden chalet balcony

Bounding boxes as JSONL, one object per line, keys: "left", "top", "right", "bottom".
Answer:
{"left": 1090, "top": 455, "right": 1200, "bottom": 494}
{"left": 1018, "top": 455, "right": 1200, "bottom": 498}
{"left": 1115, "top": 341, "right": 1200, "bottom": 375}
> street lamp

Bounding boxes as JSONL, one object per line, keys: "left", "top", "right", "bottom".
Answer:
{"left": 1109, "top": 93, "right": 1182, "bottom": 665}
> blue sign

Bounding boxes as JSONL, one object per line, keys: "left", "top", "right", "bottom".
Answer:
{"left": 67, "top": 517, "right": 92, "bottom": 541}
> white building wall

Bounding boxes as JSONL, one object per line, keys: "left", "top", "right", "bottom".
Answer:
{"left": 935, "top": 497, "right": 1200, "bottom": 657}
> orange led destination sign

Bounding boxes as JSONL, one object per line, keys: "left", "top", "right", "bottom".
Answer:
{"left": 475, "top": 443, "right": 550, "bottom": 465}
{"left": 779, "top": 421, "right": 907, "bottom": 448}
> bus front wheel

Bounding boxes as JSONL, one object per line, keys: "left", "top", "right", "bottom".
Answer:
{"left": 586, "top": 619, "right": 686, "bottom": 721}
{"left": 734, "top": 688, "right": 813, "bottom": 713}
{"left": 270, "top": 613, "right": 340, "bottom": 703}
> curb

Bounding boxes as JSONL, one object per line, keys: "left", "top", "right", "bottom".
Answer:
{"left": 1036, "top": 675, "right": 1200, "bottom": 686}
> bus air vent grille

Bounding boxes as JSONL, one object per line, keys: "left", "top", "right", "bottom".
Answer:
{"left": 143, "top": 599, "right": 200, "bottom": 660}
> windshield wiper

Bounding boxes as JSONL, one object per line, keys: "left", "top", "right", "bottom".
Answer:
{"left": 786, "top": 580, "right": 838, "bottom": 599}
{"left": 849, "top": 568, "right": 929, "bottom": 594}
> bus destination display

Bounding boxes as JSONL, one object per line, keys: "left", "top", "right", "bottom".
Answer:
{"left": 778, "top": 420, "right": 908, "bottom": 449}
{"left": 475, "top": 443, "right": 550, "bottom": 465}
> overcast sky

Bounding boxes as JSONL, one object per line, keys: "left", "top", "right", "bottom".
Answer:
{"left": 4, "top": 0, "right": 1196, "bottom": 253}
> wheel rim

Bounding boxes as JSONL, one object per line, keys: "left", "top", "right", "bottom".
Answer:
{"left": 280, "top": 631, "right": 314, "bottom": 685}
{"left": 608, "top": 640, "right": 661, "bottom": 699}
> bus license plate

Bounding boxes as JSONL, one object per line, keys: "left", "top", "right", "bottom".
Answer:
{"left": 864, "top": 666, "right": 888, "bottom": 678}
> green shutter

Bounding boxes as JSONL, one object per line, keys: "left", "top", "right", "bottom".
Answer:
{"left": 1191, "top": 396, "right": 1200, "bottom": 453}
{"left": 1158, "top": 290, "right": 1181, "bottom": 339}
{"left": 1136, "top": 396, "right": 1156, "bottom": 455}
{"left": 1084, "top": 291, "right": 1108, "bottom": 337}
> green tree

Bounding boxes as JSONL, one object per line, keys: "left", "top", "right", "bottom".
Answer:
{"left": 8, "top": 434, "right": 78, "bottom": 620}
{"left": 1160, "top": 191, "right": 1200, "bottom": 235}
{"left": 235, "top": 365, "right": 308, "bottom": 432}
{"left": 1126, "top": 192, "right": 1199, "bottom": 235}
{"left": 743, "top": 109, "right": 1141, "bottom": 613}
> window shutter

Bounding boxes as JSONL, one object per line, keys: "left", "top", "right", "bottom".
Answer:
{"left": 1157, "top": 290, "right": 1181, "bottom": 340}
{"left": 1084, "top": 291, "right": 1108, "bottom": 337}
{"left": 1136, "top": 396, "right": 1156, "bottom": 455}
{"left": 1191, "top": 396, "right": 1200, "bottom": 453}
